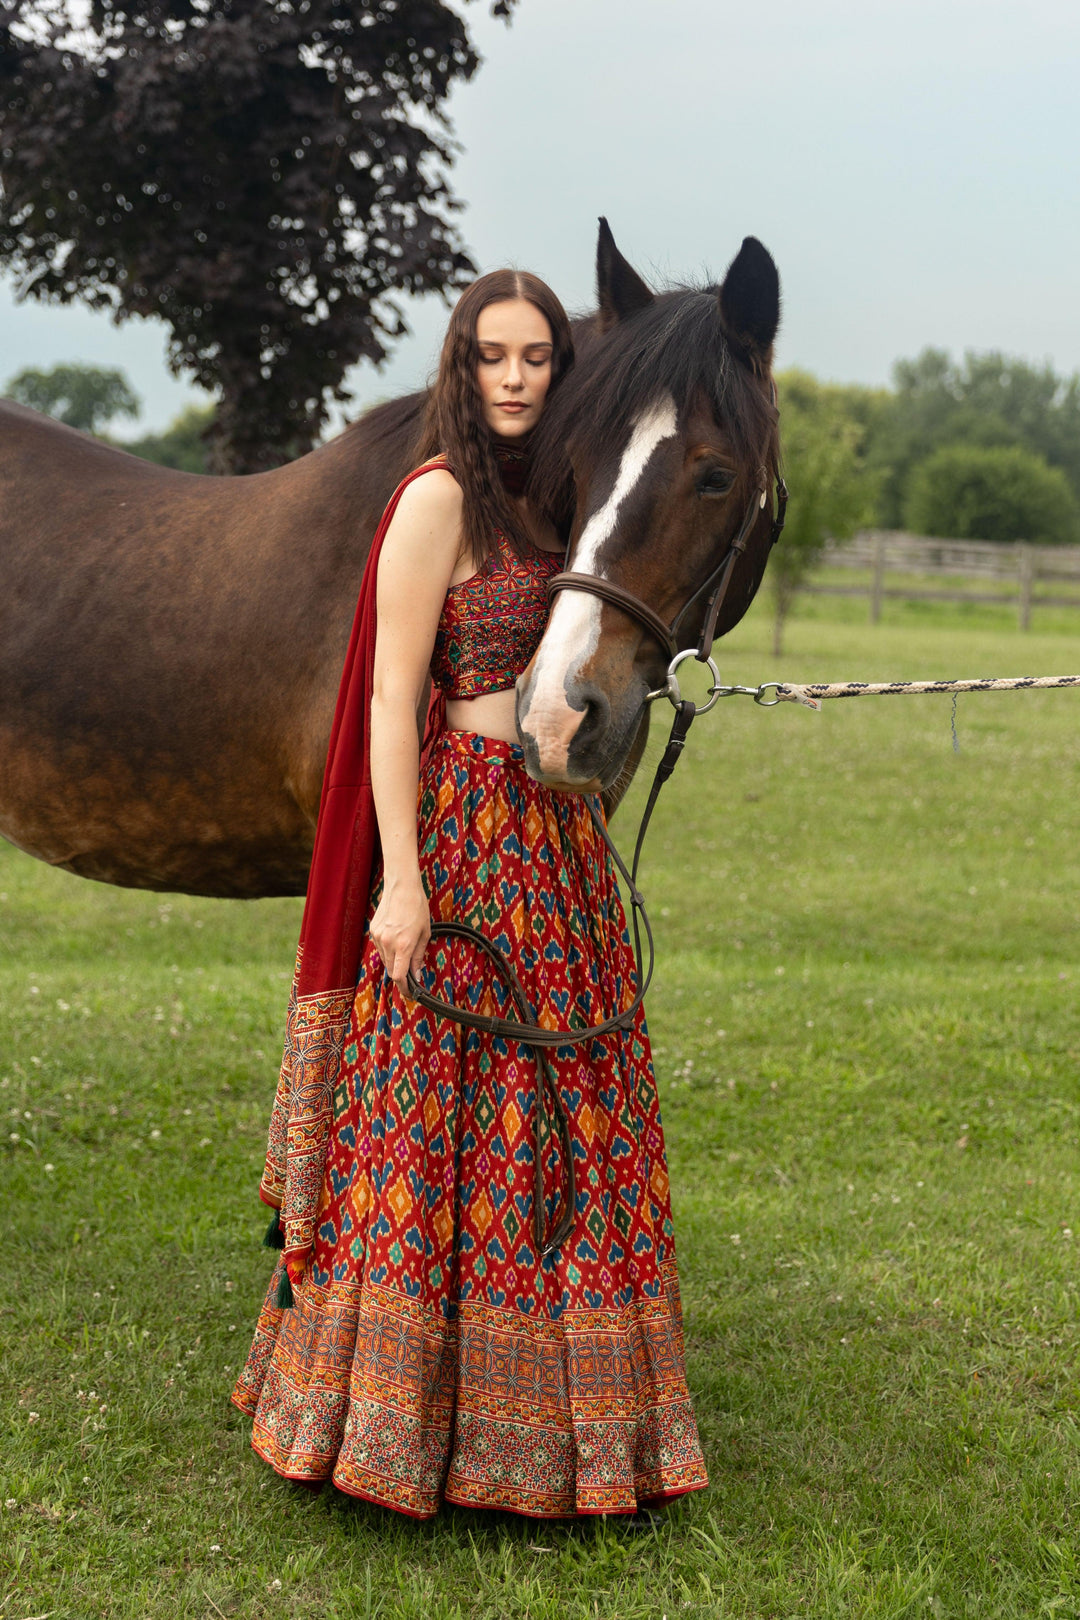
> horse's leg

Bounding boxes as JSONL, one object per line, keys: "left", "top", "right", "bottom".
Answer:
{"left": 601, "top": 705, "right": 651, "bottom": 822}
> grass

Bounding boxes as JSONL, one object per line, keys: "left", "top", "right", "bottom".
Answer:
{"left": 3, "top": 594, "right": 1080, "bottom": 1618}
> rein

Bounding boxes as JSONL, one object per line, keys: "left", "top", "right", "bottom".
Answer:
{"left": 405, "top": 473, "right": 788, "bottom": 1257}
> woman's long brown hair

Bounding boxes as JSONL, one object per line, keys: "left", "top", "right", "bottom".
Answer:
{"left": 416, "top": 270, "right": 574, "bottom": 564}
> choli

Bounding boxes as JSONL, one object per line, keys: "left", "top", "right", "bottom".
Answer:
{"left": 431, "top": 533, "right": 562, "bottom": 699}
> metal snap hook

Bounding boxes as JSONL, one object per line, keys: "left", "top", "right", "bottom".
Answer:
{"left": 753, "top": 682, "right": 784, "bottom": 706}
{"left": 647, "top": 651, "right": 766, "bottom": 711}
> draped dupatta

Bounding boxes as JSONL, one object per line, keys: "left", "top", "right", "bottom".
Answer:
{"left": 258, "top": 457, "right": 450, "bottom": 1270}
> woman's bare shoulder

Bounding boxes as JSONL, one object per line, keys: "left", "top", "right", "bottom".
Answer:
{"left": 391, "top": 466, "right": 464, "bottom": 526}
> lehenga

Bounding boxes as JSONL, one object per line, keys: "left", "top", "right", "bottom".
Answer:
{"left": 231, "top": 480, "right": 709, "bottom": 1519}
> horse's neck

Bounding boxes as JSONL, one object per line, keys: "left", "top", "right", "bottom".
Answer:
{"left": 269, "top": 393, "right": 426, "bottom": 551}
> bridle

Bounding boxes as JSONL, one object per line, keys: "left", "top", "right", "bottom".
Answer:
{"left": 548, "top": 469, "right": 789, "bottom": 691}
{"left": 406, "top": 465, "right": 788, "bottom": 1259}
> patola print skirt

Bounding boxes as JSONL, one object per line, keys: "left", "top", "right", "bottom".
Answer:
{"left": 231, "top": 729, "right": 707, "bottom": 1518}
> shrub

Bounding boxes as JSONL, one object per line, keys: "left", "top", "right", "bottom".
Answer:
{"left": 903, "top": 443, "right": 1078, "bottom": 544}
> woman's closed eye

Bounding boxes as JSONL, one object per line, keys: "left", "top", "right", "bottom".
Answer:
{"left": 479, "top": 351, "right": 551, "bottom": 367}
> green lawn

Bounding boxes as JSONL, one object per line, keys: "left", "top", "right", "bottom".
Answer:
{"left": 3, "top": 599, "right": 1079, "bottom": 1618}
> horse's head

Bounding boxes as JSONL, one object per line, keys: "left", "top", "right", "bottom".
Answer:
{"left": 517, "top": 220, "right": 782, "bottom": 791}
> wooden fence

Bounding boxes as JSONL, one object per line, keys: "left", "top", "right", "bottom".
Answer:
{"left": 806, "top": 532, "right": 1080, "bottom": 629}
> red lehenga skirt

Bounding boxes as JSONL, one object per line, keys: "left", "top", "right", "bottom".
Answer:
{"left": 231, "top": 729, "right": 707, "bottom": 1518}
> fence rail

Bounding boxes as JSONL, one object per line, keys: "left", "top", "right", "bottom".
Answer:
{"left": 807, "top": 532, "right": 1080, "bottom": 628}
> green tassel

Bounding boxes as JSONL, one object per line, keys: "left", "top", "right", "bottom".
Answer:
{"left": 262, "top": 1209, "right": 285, "bottom": 1250}
{"left": 274, "top": 1266, "right": 294, "bottom": 1310}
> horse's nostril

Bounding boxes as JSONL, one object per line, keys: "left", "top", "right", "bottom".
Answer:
{"left": 572, "top": 684, "right": 611, "bottom": 747}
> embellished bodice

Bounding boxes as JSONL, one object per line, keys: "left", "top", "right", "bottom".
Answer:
{"left": 431, "top": 534, "right": 562, "bottom": 699}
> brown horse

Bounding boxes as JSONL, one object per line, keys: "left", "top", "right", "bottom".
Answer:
{"left": 520, "top": 222, "right": 781, "bottom": 790}
{"left": 0, "top": 222, "right": 781, "bottom": 899}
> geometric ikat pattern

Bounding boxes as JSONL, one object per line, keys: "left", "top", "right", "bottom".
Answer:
{"left": 233, "top": 730, "right": 708, "bottom": 1518}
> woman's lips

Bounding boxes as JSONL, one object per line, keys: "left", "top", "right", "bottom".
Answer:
{"left": 497, "top": 401, "right": 527, "bottom": 412}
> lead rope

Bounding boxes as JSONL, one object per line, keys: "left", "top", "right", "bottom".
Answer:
{"left": 749, "top": 673, "right": 1080, "bottom": 707}
{"left": 406, "top": 693, "right": 701, "bottom": 1257}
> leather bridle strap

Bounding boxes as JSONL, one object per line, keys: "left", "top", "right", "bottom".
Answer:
{"left": 412, "top": 920, "right": 577, "bottom": 1258}
{"left": 672, "top": 479, "right": 775, "bottom": 657}
{"left": 547, "top": 474, "right": 788, "bottom": 665}
{"left": 404, "top": 695, "right": 693, "bottom": 1255}
{"left": 543, "top": 573, "right": 679, "bottom": 661}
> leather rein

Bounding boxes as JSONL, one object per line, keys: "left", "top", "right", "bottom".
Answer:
{"left": 406, "top": 471, "right": 788, "bottom": 1256}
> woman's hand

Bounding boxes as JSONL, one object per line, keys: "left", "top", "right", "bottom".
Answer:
{"left": 369, "top": 873, "right": 431, "bottom": 998}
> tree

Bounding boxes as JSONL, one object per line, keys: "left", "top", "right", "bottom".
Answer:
{"left": 903, "top": 443, "right": 1079, "bottom": 546}
{"left": 0, "top": 0, "right": 516, "bottom": 473}
{"left": 5, "top": 360, "right": 140, "bottom": 433}
{"left": 124, "top": 402, "right": 216, "bottom": 472}
{"left": 770, "top": 370, "right": 877, "bottom": 656}
{"left": 867, "top": 348, "right": 1080, "bottom": 525}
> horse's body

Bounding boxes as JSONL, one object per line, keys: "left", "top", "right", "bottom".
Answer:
{"left": 0, "top": 224, "right": 782, "bottom": 898}
{"left": 0, "top": 394, "right": 421, "bottom": 895}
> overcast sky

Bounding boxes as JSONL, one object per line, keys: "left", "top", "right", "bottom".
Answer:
{"left": 2, "top": 0, "right": 1078, "bottom": 434}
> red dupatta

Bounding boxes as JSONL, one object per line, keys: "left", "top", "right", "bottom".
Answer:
{"left": 258, "top": 457, "right": 449, "bottom": 1270}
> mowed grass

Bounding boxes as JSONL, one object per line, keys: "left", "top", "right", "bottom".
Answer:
{"left": 2, "top": 599, "right": 1079, "bottom": 1619}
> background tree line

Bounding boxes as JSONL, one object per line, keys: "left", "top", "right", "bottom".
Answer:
{"left": 768, "top": 351, "right": 1080, "bottom": 651}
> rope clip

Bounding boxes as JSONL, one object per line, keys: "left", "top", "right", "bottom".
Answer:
{"left": 754, "top": 683, "right": 821, "bottom": 710}
{"left": 646, "top": 649, "right": 755, "bottom": 714}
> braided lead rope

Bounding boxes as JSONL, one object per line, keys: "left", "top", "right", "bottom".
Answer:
{"left": 759, "top": 674, "right": 1080, "bottom": 709}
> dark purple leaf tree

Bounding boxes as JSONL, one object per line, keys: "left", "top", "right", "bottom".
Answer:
{"left": 0, "top": 0, "right": 515, "bottom": 471}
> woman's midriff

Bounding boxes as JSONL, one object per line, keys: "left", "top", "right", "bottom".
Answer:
{"left": 445, "top": 686, "right": 520, "bottom": 745}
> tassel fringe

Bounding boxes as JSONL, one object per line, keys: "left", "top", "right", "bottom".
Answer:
{"left": 262, "top": 1208, "right": 285, "bottom": 1250}
{"left": 274, "top": 1265, "right": 295, "bottom": 1310}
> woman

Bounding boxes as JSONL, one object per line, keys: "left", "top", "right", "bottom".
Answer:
{"left": 231, "top": 270, "right": 708, "bottom": 1520}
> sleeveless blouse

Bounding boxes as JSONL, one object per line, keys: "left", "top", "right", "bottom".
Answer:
{"left": 430, "top": 533, "right": 562, "bottom": 699}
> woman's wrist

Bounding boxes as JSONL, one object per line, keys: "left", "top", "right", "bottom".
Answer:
{"left": 380, "top": 862, "right": 425, "bottom": 894}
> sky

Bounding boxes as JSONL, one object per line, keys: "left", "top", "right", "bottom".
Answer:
{"left": 2, "top": 0, "right": 1078, "bottom": 435}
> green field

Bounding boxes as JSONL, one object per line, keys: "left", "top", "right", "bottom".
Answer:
{"left": 3, "top": 599, "right": 1079, "bottom": 1619}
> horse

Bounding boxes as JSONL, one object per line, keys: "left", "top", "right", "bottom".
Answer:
{"left": 0, "top": 221, "right": 781, "bottom": 899}
{"left": 519, "top": 221, "right": 781, "bottom": 792}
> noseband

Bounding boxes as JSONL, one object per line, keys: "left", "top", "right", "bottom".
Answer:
{"left": 547, "top": 472, "right": 788, "bottom": 699}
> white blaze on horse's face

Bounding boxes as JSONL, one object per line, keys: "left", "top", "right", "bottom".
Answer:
{"left": 518, "top": 393, "right": 679, "bottom": 783}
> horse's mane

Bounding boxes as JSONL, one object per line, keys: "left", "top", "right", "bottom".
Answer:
{"left": 528, "top": 287, "right": 779, "bottom": 533}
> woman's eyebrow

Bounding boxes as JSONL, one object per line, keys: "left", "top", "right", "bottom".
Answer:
{"left": 478, "top": 339, "right": 553, "bottom": 350}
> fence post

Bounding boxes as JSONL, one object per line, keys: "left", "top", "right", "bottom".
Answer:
{"left": 1017, "top": 542, "right": 1033, "bottom": 631}
{"left": 870, "top": 531, "right": 886, "bottom": 623}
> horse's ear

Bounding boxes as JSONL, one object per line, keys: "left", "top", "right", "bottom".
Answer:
{"left": 718, "top": 236, "right": 780, "bottom": 369}
{"left": 596, "top": 217, "right": 654, "bottom": 329}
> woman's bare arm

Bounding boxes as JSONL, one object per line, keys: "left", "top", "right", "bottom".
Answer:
{"left": 368, "top": 470, "right": 464, "bottom": 995}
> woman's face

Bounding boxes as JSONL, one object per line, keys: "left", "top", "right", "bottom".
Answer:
{"left": 475, "top": 298, "right": 554, "bottom": 440}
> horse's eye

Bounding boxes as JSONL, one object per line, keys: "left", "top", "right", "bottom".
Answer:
{"left": 697, "top": 468, "right": 735, "bottom": 497}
